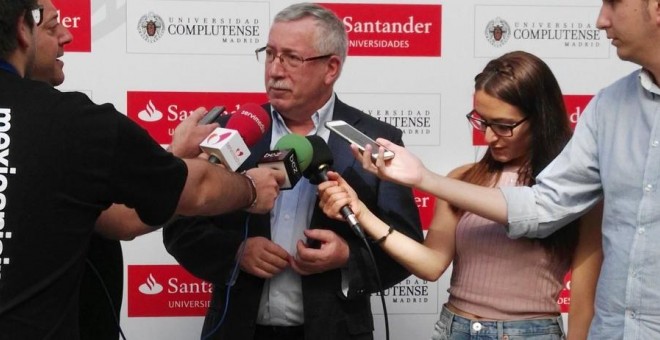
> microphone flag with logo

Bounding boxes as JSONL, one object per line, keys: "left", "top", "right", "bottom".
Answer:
{"left": 199, "top": 103, "right": 270, "bottom": 170}
{"left": 257, "top": 134, "right": 313, "bottom": 189}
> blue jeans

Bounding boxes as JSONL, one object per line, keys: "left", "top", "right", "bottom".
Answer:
{"left": 431, "top": 305, "right": 565, "bottom": 340}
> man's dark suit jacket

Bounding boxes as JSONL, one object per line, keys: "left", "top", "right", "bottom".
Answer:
{"left": 163, "top": 98, "right": 423, "bottom": 340}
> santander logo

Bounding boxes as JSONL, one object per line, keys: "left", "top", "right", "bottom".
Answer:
{"left": 413, "top": 189, "right": 435, "bottom": 231}
{"left": 128, "top": 265, "right": 213, "bottom": 317}
{"left": 52, "top": 0, "right": 91, "bottom": 52}
{"left": 557, "top": 272, "right": 571, "bottom": 313}
{"left": 126, "top": 91, "right": 268, "bottom": 145}
{"left": 318, "top": 3, "right": 442, "bottom": 57}
{"left": 137, "top": 100, "right": 164, "bottom": 122}
{"left": 138, "top": 273, "right": 164, "bottom": 295}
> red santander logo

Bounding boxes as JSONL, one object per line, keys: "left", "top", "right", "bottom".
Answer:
{"left": 319, "top": 3, "right": 442, "bottom": 57}
{"left": 564, "top": 95, "right": 593, "bottom": 130}
{"left": 126, "top": 91, "right": 268, "bottom": 144}
{"left": 128, "top": 265, "right": 212, "bottom": 317}
{"left": 471, "top": 94, "right": 593, "bottom": 146}
{"left": 52, "top": 0, "right": 91, "bottom": 52}
{"left": 413, "top": 189, "right": 435, "bottom": 231}
{"left": 557, "top": 272, "right": 571, "bottom": 313}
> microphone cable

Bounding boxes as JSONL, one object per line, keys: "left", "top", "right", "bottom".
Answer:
{"left": 350, "top": 221, "right": 390, "bottom": 340}
{"left": 199, "top": 178, "right": 390, "bottom": 340}
{"left": 302, "top": 134, "right": 391, "bottom": 340}
{"left": 201, "top": 215, "right": 250, "bottom": 340}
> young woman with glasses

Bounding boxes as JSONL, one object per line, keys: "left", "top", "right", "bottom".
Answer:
{"left": 318, "top": 51, "right": 603, "bottom": 340}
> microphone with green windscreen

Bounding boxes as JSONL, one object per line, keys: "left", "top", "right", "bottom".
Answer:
{"left": 256, "top": 134, "right": 313, "bottom": 189}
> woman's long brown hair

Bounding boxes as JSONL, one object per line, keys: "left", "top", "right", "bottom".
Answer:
{"left": 458, "top": 51, "right": 578, "bottom": 263}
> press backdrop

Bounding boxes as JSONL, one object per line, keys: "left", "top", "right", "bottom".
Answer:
{"left": 53, "top": 0, "right": 635, "bottom": 339}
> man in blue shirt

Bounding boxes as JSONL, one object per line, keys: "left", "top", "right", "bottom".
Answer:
{"left": 350, "top": 0, "right": 660, "bottom": 338}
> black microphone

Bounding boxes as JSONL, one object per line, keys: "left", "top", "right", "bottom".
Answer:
{"left": 257, "top": 134, "right": 313, "bottom": 189}
{"left": 303, "top": 135, "right": 366, "bottom": 240}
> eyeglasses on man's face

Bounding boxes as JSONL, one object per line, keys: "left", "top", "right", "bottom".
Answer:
{"left": 466, "top": 110, "right": 528, "bottom": 137}
{"left": 31, "top": 5, "right": 44, "bottom": 26}
{"left": 255, "top": 46, "right": 332, "bottom": 68}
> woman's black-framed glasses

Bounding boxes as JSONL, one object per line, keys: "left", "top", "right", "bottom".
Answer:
{"left": 255, "top": 46, "right": 333, "bottom": 68}
{"left": 466, "top": 110, "right": 528, "bottom": 137}
{"left": 31, "top": 5, "right": 44, "bottom": 26}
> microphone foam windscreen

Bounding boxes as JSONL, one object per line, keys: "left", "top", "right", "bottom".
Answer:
{"left": 274, "top": 134, "right": 313, "bottom": 171}
{"left": 226, "top": 103, "right": 271, "bottom": 147}
{"left": 303, "top": 135, "right": 334, "bottom": 180}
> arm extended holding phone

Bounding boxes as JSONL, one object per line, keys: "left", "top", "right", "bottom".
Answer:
{"left": 168, "top": 106, "right": 227, "bottom": 159}
{"left": 325, "top": 120, "right": 395, "bottom": 161}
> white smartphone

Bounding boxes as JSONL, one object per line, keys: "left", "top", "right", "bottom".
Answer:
{"left": 325, "top": 120, "right": 395, "bottom": 160}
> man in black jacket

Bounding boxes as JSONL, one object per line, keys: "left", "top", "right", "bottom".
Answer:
{"left": 163, "top": 3, "right": 423, "bottom": 340}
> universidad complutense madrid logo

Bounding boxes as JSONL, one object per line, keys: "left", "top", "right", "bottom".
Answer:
{"left": 485, "top": 17, "right": 511, "bottom": 47}
{"left": 137, "top": 11, "right": 165, "bottom": 43}
{"left": 128, "top": 265, "right": 212, "bottom": 317}
{"left": 126, "top": 91, "right": 268, "bottom": 145}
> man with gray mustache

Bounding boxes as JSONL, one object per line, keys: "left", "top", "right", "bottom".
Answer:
{"left": 163, "top": 3, "right": 423, "bottom": 340}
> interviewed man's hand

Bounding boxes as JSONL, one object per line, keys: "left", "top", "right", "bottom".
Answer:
{"left": 169, "top": 107, "right": 219, "bottom": 159}
{"left": 290, "top": 229, "right": 349, "bottom": 275}
{"left": 239, "top": 237, "right": 290, "bottom": 278}
{"left": 244, "top": 167, "right": 285, "bottom": 214}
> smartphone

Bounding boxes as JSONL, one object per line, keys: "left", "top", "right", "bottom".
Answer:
{"left": 325, "top": 120, "right": 395, "bottom": 160}
{"left": 198, "top": 106, "right": 226, "bottom": 125}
